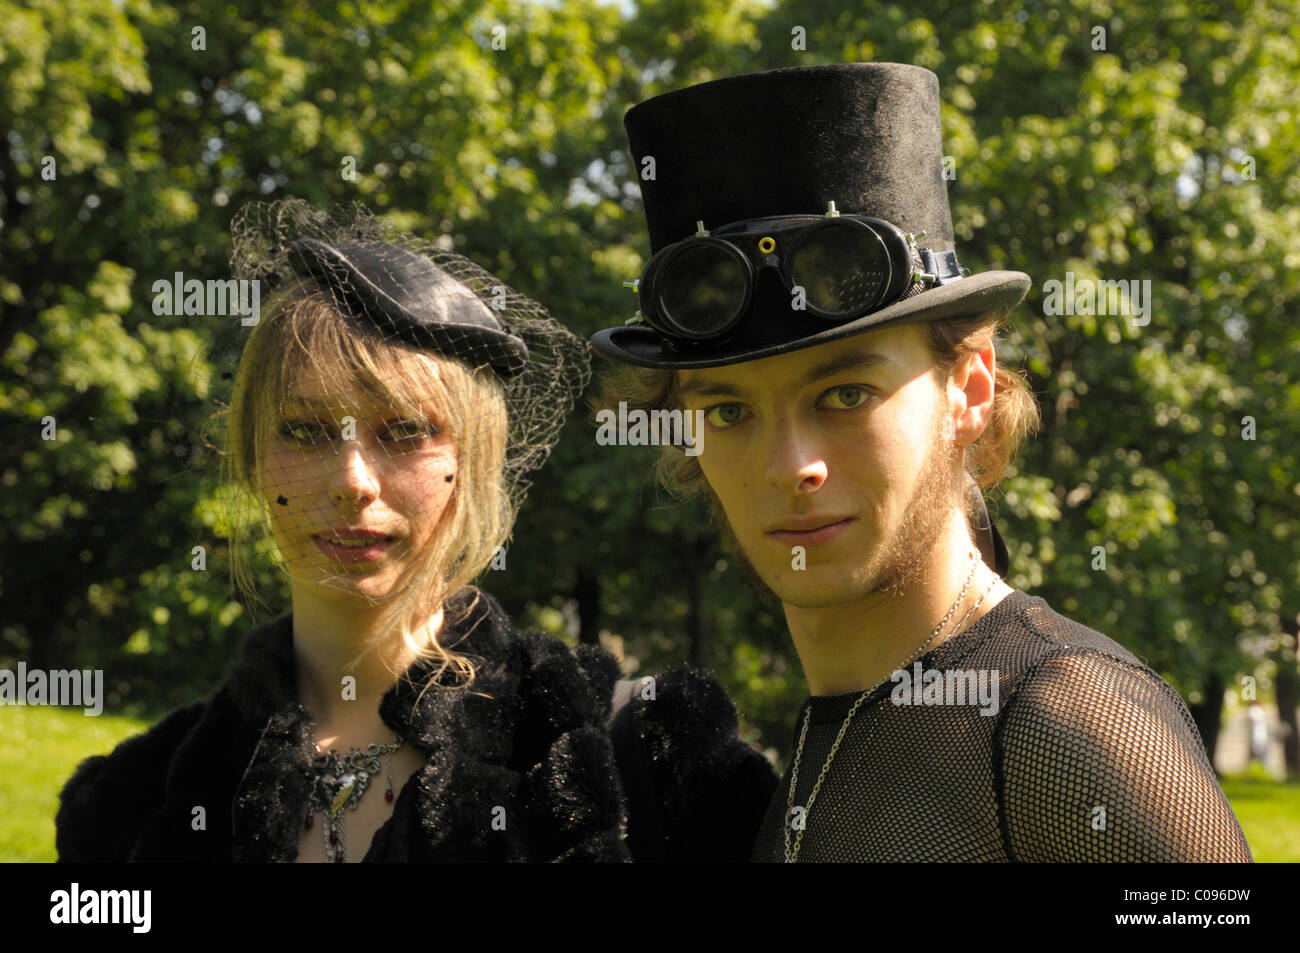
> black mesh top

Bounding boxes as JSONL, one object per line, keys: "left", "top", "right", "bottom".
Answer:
{"left": 751, "top": 589, "right": 1253, "bottom": 862}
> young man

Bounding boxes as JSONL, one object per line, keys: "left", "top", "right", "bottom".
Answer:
{"left": 592, "top": 63, "right": 1252, "bottom": 862}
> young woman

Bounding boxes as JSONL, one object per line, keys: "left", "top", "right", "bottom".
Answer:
{"left": 54, "top": 199, "right": 776, "bottom": 862}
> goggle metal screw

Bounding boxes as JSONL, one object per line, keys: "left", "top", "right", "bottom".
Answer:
{"left": 824, "top": 201, "right": 840, "bottom": 217}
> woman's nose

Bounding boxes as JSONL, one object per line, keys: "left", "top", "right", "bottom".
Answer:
{"left": 329, "top": 442, "right": 383, "bottom": 505}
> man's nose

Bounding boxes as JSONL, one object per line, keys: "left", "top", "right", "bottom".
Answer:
{"left": 763, "top": 416, "right": 828, "bottom": 495}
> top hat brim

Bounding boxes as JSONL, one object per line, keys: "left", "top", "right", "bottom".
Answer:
{"left": 592, "top": 270, "right": 1031, "bottom": 370}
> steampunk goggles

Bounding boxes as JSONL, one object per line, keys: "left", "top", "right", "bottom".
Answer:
{"left": 624, "top": 203, "right": 966, "bottom": 343}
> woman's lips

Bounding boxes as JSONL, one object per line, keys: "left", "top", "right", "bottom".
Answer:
{"left": 312, "top": 535, "right": 396, "bottom": 563}
{"left": 766, "top": 518, "right": 855, "bottom": 547}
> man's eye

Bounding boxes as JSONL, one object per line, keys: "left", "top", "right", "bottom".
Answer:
{"left": 703, "top": 403, "right": 747, "bottom": 429}
{"left": 820, "top": 385, "right": 871, "bottom": 410}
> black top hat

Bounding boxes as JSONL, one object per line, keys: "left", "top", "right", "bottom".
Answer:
{"left": 592, "top": 63, "right": 1026, "bottom": 576}
{"left": 591, "top": 62, "right": 1030, "bottom": 369}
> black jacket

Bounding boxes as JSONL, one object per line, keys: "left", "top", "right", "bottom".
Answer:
{"left": 55, "top": 588, "right": 777, "bottom": 862}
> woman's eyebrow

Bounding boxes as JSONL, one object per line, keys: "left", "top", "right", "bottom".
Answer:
{"left": 281, "top": 397, "right": 439, "bottom": 426}
{"left": 678, "top": 350, "right": 894, "bottom": 401}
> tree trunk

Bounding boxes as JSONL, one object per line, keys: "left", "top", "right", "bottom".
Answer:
{"left": 687, "top": 540, "right": 707, "bottom": 668}
{"left": 575, "top": 568, "right": 600, "bottom": 646}
{"left": 1275, "top": 616, "right": 1299, "bottom": 779}
{"left": 1187, "top": 670, "right": 1226, "bottom": 776}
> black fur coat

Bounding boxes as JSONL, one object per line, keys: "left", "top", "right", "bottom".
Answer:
{"left": 54, "top": 588, "right": 777, "bottom": 862}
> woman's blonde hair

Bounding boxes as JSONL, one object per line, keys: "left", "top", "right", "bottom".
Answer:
{"left": 593, "top": 311, "right": 1041, "bottom": 518}
{"left": 211, "top": 277, "right": 513, "bottom": 688}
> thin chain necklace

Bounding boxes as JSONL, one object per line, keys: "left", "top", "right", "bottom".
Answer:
{"left": 783, "top": 551, "right": 999, "bottom": 863}
{"left": 305, "top": 733, "right": 403, "bottom": 863}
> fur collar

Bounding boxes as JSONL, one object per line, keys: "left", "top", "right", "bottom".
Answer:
{"left": 128, "top": 588, "right": 628, "bottom": 862}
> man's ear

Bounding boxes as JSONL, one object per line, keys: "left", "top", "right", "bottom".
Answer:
{"left": 947, "top": 343, "right": 996, "bottom": 448}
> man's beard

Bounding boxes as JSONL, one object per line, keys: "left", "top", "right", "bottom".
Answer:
{"left": 710, "top": 488, "right": 784, "bottom": 610}
{"left": 708, "top": 412, "right": 968, "bottom": 608}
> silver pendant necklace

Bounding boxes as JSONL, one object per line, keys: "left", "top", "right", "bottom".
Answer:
{"left": 305, "top": 733, "right": 403, "bottom": 863}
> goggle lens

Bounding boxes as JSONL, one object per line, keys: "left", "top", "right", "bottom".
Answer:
{"left": 657, "top": 241, "right": 749, "bottom": 338}
{"left": 788, "top": 222, "right": 890, "bottom": 315}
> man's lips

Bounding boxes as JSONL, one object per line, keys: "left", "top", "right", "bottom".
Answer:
{"left": 764, "top": 517, "right": 856, "bottom": 546}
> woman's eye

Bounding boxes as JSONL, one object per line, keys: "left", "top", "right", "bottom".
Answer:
{"left": 382, "top": 419, "right": 439, "bottom": 442}
{"left": 278, "top": 421, "right": 329, "bottom": 443}
{"left": 703, "top": 403, "right": 747, "bottom": 429}
{"left": 820, "top": 385, "right": 870, "bottom": 410}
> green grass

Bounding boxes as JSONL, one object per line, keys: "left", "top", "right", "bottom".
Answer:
{"left": 4, "top": 706, "right": 1298, "bottom": 862}
{"left": 1219, "top": 766, "right": 1300, "bottom": 863}
{"left": 0, "top": 705, "right": 150, "bottom": 862}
